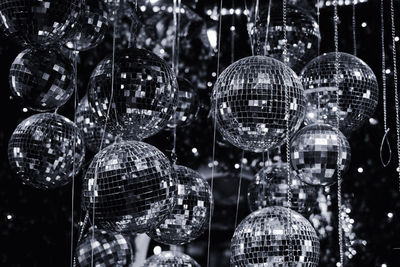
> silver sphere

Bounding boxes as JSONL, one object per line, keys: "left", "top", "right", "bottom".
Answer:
{"left": 212, "top": 56, "right": 305, "bottom": 152}
{"left": 8, "top": 113, "right": 85, "bottom": 189}
{"left": 231, "top": 206, "right": 320, "bottom": 266}
{"left": 301, "top": 52, "right": 379, "bottom": 134}
{"left": 290, "top": 123, "right": 351, "bottom": 186}
{"left": 247, "top": 161, "right": 318, "bottom": 217}
{"left": 82, "top": 140, "right": 176, "bottom": 233}
{"left": 143, "top": 251, "right": 200, "bottom": 267}
{"left": 147, "top": 165, "right": 213, "bottom": 245}
{"left": 88, "top": 47, "right": 178, "bottom": 140}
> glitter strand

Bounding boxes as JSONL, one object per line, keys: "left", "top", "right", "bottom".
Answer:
{"left": 263, "top": 0, "right": 272, "bottom": 56}
{"left": 352, "top": 2, "right": 357, "bottom": 56}
{"left": 234, "top": 150, "right": 245, "bottom": 229}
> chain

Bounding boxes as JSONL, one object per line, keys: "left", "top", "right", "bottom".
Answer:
{"left": 254, "top": 0, "right": 261, "bottom": 55}
{"left": 333, "top": 1, "right": 344, "bottom": 265}
{"left": 263, "top": 0, "right": 272, "bottom": 56}
{"left": 352, "top": 2, "right": 357, "bottom": 56}
{"left": 380, "top": 0, "right": 392, "bottom": 167}
{"left": 390, "top": 0, "right": 400, "bottom": 191}
{"left": 244, "top": 0, "right": 255, "bottom": 55}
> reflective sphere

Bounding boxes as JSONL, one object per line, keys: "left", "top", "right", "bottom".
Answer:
{"left": 167, "top": 77, "right": 199, "bottom": 128}
{"left": 76, "top": 95, "right": 115, "bottom": 153}
{"left": 247, "top": 162, "right": 318, "bottom": 217}
{"left": 0, "top": 0, "right": 81, "bottom": 47}
{"left": 290, "top": 123, "right": 351, "bottom": 186}
{"left": 230, "top": 206, "right": 320, "bottom": 266}
{"left": 143, "top": 251, "right": 200, "bottom": 267}
{"left": 88, "top": 47, "right": 178, "bottom": 140}
{"left": 76, "top": 228, "right": 133, "bottom": 267}
{"left": 82, "top": 140, "right": 176, "bottom": 233}
{"left": 301, "top": 52, "right": 379, "bottom": 133}
{"left": 9, "top": 48, "right": 74, "bottom": 111}
{"left": 254, "top": 3, "right": 320, "bottom": 73}
{"left": 8, "top": 113, "right": 85, "bottom": 189}
{"left": 147, "top": 165, "right": 213, "bottom": 245}
{"left": 66, "top": 0, "right": 109, "bottom": 51}
{"left": 212, "top": 56, "right": 305, "bottom": 152}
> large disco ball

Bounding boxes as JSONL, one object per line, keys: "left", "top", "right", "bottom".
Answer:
{"left": 147, "top": 165, "right": 213, "bottom": 245}
{"left": 76, "top": 95, "right": 115, "bottom": 153}
{"left": 66, "top": 0, "right": 109, "bottom": 51}
{"left": 88, "top": 47, "right": 178, "bottom": 140}
{"left": 9, "top": 48, "right": 74, "bottom": 112}
{"left": 301, "top": 52, "right": 379, "bottom": 134}
{"left": 8, "top": 113, "right": 85, "bottom": 189}
{"left": 167, "top": 77, "right": 199, "bottom": 128}
{"left": 212, "top": 56, "right": 305, "bottom": 152}
{"left": 143, "top": 251, "right": 200, "bottom": 267}
{"left": 82, "top": 140, "right": 176, "bottom": 233}
{"left": 253, "top": 3, "right": 320, "bottom": 73}
{"left": 230, "top": 206, "right": 320, "bottom": 266}
{"left": 290, "top": 123, "right": 351, "bottom": 186}
{"left": 247, "top": 161, "right": 318, "bottom": 217}
{"left": 76, "top": 228, "right": 133, "bottom": 267}
{"left": 0, "top": 0, "right": 81, "bottom": 47}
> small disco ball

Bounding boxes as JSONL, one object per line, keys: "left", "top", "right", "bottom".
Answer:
{"left": 9, "top": 48, "right": 74, "bottom": 112}
{"left": 82, "top": 140, "right": 176, "bottom": 233}
{"left": 290, "top": 123, "right": 351, "bottom": 186}
{"left": 76, "top": 228, "right": 133, "bottom": 267}
{"left": 88, "top": 47, "right": 178, "bottom": 141}
{"left": 247, "top": 161, "right": 318, "bottom": 217}
{"left": 8, "top": 113, "right": 85, "bottom": 189}
{"left": 147, "top": 165, "right": 213, "bottom": 245}
{"left": 253, "top": 3, "right": 320, "bottom": 73}
{"left": 230, "top": 206, "right": 320, "bottom": 266}
{"left": 66, "top": 0, "right": 109, "bottom": 51}
{"left": 0, "top": 0, "right": 81, "bottom": 47}
{"left": 212, "top": 56, "right": 305, "bottom": 153}
{"left": 143, "top": 251, "right": 200, "bottom": 267}
{"left": 301, "top": 52, "right": 379, "bottom": 134}
{"left": 76, "top": 95, "right": 115, "bottom": 153}
{"left": 167, "top": 77, "right": 199, "bottom": 128}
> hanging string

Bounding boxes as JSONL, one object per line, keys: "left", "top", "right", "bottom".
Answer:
{"left": 390, "top": 0, "right": 400, "bottom": 191}
{"left": 263, "top": 0, "right": 272, "bottom": 56}
{"left": 244, "top": 0, "right": 255, "bottom": 55}
{"left": 207, "top": 1, "right": 223, "bottom": 266}
{"left": 352, "top": 2, "right": 357, "bottom": 56}
{"left": 70, "top": 49, "right": 79, "bottom": 267}
{"left": 234, "top": 150, "right": 245, "bottom": 229}
{"left": 282, "top": 0, "right": 293, "bottom": 263}
{"left": 231, "top": 0, "right": 235, "bottom": 63}
{"left": 380, "top": 0, "right": 392, "bottom": 167}
{"left": 333, "top": 1, "right": 344, "bottom": 265}
{"left": 316, "top": 0, "right": 321, "bottom": 117}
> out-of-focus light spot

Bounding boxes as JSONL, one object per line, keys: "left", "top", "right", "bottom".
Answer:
{"left": 212, "top": 72, "right": 217, "bottom": 77}
{"left": 357, "top": 167, "right": 364, "bottom": 173}
{"left": 213, "top": 160, "right": 219, "bottom": 166}
{"left": 234, "top": 163, "right": 240, "bottom": 169}
{"left": 387, "top": 212, "right": 393, "bottom": 218}
{"left": 207, "top": 82, "right": 213, "bottom": 87}
{"left": 386, "top": 69, "right": 391, "bottom": 74}
{"left": 153, "top": 246, "right": 161, "bottom": 255}
{"left": 140, "top": 5, "right": 146, "bottom": 12}
{"left": 192, "top": 147, "right": 198, "bottom": 154}
{"left": 395, "top": 36, "right": 400, "bottom": 42}
{"left": 381, "top": 264, "right": 387, "bottom": 267}
{"left": 242, "top": 158, "right": 248, "bottom": 164}
{"left": 206, "top": 9, "right": 212, "bottom": 16}
{"left": 229, "top": 8, "right": 234, "bottom": 14}
{"left": 207, "top": 28, "right": 217, "bottom": 49}
{"left": 159, "top": 48, "right": 165, "bottom": 54}
{"left": 369, "top": 118, "right": 378, "bottom": 125}
{"left": 6, "top": 214, "right": 12, "bottom": 220}
{"left": 336, "top": 262, "right": 342, "bottom": 267}
{"left": 361, "top": 22, "right": 367, "bottom": 28}
{"left": 22, "top": 108, "right": 28, "bottom": 112}
{"left": 230, "top": 26, "right": 236, "bottom": 31}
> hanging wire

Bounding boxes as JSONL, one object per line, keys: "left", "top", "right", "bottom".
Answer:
{"left": 390, "top": 0, "right": 400, "bottom": 191}
{"left": 244, "top": 0, "right": 255, "bottom": 55}
{"left": 207, "top": 2, "right": 224, "bottom": 266}
{"left": 333, "top": 1, "right": 344, "bottom": 265}
{"left": 282, "top": 0, "right": 294, "bottom": 263}
{"left": 234, "top": 151, "right": 245, "bottom": 229}
{"left": 352, "top": 2, "right": 357, "bottom": 56}
{"left": 380, "top": 0, "right": 392, "bottom": 167}
{"left": 231, "top": 0, "right": 235, "bottom": 63}
{"left": 254, "top": 0, "right": 261, "bottom": 55}
{"left": 262, "top": 0, "right": 272, "bottom": 56}
{"left": 316, "top": 0, "right": 321, "bottom": 117}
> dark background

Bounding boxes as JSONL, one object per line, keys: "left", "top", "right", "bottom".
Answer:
{"left": 1, "top": 0, "right": 400, "bottom": 266}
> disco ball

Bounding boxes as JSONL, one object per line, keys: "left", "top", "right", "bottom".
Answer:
{"left": 8, "top": 113, "right": 85, "bottom": 189}
{"left": 88, "top": 47, "right": 178, "bottom": 140}
{"left": 66, "top": 0, "right": 109, "bottom": 51}
{"left": 212, "top": 56, "right": 305, "bottom": 152}
{"left": 76, "top": 228, "right": 133, "bottom": 267}
{"left": 76, "top": 95, "right": 115, "bottom": 153}
{"left": 147, "top": 165, "right": 213, "bottom": 245}
{"left": 253, "top": 3, "right": 320, "bottom": 73}
{"left": 247, "top": 161, "right": 318, "bottom": 217}
{"left": 9, "top": 48, "right": 74, "bottom": 112}
{"left": 143, "top": 251, "right": 200, "bottom": 267}
{"left": 167, "top": 77, "right": 199, "bottom": 128}
{"left": 0, "top": 0, "right": 81, "bottom": 47}
{"left": 82, "top": 140, "right": 176, "bottom": 233}
{"left": 301, "top": 52, "right": 379, "bottom": 134}
{"left": 290, "top": 123, "right": 351, "bottom": 186}
{"left": 230, "top": 206, "right": 320, "bottom": 266}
